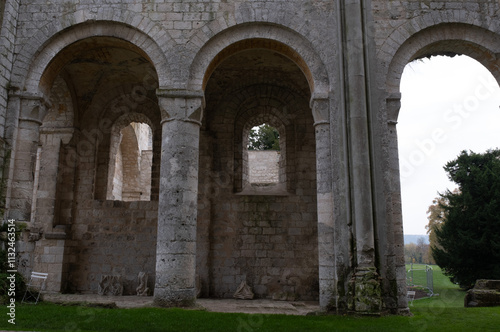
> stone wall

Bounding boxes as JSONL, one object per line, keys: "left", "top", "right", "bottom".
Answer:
{"left": 206, "top": 195, "right": 318, "bottom": 300}
{"left": 66, "top": 200, "right": 158, "bottom": 295}
{"left": 0, "top": 0, "right": 19, "bottom": 139}
{"left": 132, "top": 122, "right": 152, "bottom": 152}
{"left": 2, "top": 0, "right": 500, "bottom": 315}
{"left": 248, "top": 150, "right": 279, "bottom": 184}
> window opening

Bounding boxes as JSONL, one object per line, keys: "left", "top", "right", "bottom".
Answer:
{"left": 108, "top": 122, "right": 153, "bottom": 201}
{"left": 246, "top": 123, "right": 281, "bottom": 186}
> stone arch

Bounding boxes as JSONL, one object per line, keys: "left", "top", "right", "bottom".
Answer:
{"left": 188, "top": 23, "right": 330, "bottom": 98}
{"left": 187, "top": 1, "right": 326, "bottom": 46}
{"left": 43, "top": 75, "right": 75, "bottom": 129}
{"left": 94, "top": 98, "right": 161, "bottom": 201}
{"left": 378, "top": 7, "right": 500, "bottom": 68}
{"left": 198, "top": 37, "right": 318, "bottom": 299}
{"left": 111, "top": 111, "right": 156, "bottom": 135}
{"left": 212, "top": 84, "right": 304, "bottom": 194}
{"left": 12, "top": 18, "right": 171, "bottom": 95}
{"left": 385, "top": 23, "right": 500, "bottom": 121}
{"left": 380, "top": 24, "right": 500, "bottom": 312}
{"left": 88, "top": 86, "right": 161, "bottom": 131}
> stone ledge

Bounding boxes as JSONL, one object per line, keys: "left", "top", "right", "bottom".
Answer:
{"left": 44, "top": 232, "right": 67, "bottom": 240}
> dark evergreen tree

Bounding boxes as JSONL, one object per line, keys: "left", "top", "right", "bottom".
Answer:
{"left": 432, "top": 149, "right": 500, "bottom": 289}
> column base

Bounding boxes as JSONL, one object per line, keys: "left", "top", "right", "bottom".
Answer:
{"left": 153, "top": 288, "right": 197, "bottom": 307}
{"left": 347, "top": 267, "right": 382, "bottom": 314}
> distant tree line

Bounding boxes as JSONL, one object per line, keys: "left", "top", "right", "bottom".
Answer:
{"left": 404, "top": 238, "right": 434, "bottom": 265}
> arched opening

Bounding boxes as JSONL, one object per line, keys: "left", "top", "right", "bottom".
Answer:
{"left": 398, "top": 54, "right": 500, "bottom": 242}
{"left": 34, "top": 35, "right": 160, "bottom": 294}
{"left": 381, "top": 25, "right": 500, "bottom": 310}
{"left": 108, "top": 122, "right": 153, "bottom": 201}
{"left": 198, "top": 42, "right": 318, "bottom": 300}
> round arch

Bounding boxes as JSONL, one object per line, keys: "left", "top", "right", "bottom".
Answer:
{"left": 94, "top": 96, "right": 162, "bottom": 201}
{"left": 12, "top": 20, "right": 171, "bottom": 95}
{"left": 382, "top": 24, "right": 500, "bottom": 275}
{"left": 188, "top": 23, "right": 330, "bottom": 97}
{"left": 386, "top": 23, "right": 500, "bottom": 111}
{"left": 87, "top": 86, "right": 161, "bottom": 130}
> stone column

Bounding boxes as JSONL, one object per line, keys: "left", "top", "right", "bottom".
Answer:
{"left": 312, "top": 96, "right": 337, "bottom": 310}
{"left": 154, "top": 89, "right": 204, "bottom": 307}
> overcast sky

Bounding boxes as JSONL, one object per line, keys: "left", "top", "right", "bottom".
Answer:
{"left": 398, "top": 55, "right": 500, "bottom": 235}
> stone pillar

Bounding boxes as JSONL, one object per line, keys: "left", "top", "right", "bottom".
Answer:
{"left": 7, "top": 93, "right": 49, "bottom": 223}
{"left": 386, "top": 93, "right": 410, "bottom": 312}
{"left": 154, "top": 89, "right": 204, "bottom": 307}
{"left": 312, "top": 96, "right": 337, "bottom": 310}
{"left": 339, "top": 0, "right": 382, "bottom": 313}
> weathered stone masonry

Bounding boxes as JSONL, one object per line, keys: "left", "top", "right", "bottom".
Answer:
{"left": 1, "top": 0, "right": 499, "bottom": 315}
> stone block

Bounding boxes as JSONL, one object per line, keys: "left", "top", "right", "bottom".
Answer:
{"left": 465, "top": 280, "right": 500, "bottom": 307}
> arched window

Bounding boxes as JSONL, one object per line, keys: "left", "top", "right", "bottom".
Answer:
{"left": 247, "top": 124, "right": 281, "bottom": 185}
{"left": 238, "top": 113, "right": 289, "bottom": 195}
{"left": 107, "top": 122, "right": 153, "bottom": 201}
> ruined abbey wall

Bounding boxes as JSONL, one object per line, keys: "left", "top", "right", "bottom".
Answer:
{"left": 1, "top": 0, "right": 499, "bottom": 314}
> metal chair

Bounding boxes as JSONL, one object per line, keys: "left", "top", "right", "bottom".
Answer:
{"left": 22, "top": 272, "right": 48, "bottom": 304}
{"left": 407, "top": 290, "right": 416, "bottom": 306}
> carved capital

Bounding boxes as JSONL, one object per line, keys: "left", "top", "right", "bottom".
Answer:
{"left": 156, "top": 89, "right": 205, "bottom": 125}
{"left": 11, "top": 92, "right": 51, "bottom": 125}
{"left": 39, "top": 127, "right": 75, "bottom": 145}
{"left": 386, "top": 92, "right": 401, "bottom": 125}
{"left": 310, "top": 93, "right": 330, "bottom": 126}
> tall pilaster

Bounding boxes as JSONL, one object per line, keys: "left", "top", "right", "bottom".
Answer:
{"left": 154, "top": 89, "right": 204, "bottom": 307}
{"left": 339, "top": 0, "right": 382, "bottom": 313}
{"left": 34, "top": 128, "right": 74, "bottom": 228}
{"left": 7, "top": 93, "right": 49, "bottom": 223}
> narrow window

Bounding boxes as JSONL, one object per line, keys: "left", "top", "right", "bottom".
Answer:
{"left": 108, "top": 122, "right": 153, "bottom": 201}
{"left": 247, "top": 124, "right": 281, "bottom": 186}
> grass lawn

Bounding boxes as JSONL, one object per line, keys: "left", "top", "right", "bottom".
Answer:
{"left": 2, "top": 266, "right": 499, "bottom": 332}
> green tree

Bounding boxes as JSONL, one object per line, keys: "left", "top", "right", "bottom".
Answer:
{"left": 432, "top": 149, "right": 500, "bottom": 289}
{"left": 248, "top": 124, "right": 280, "bottom": 151}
